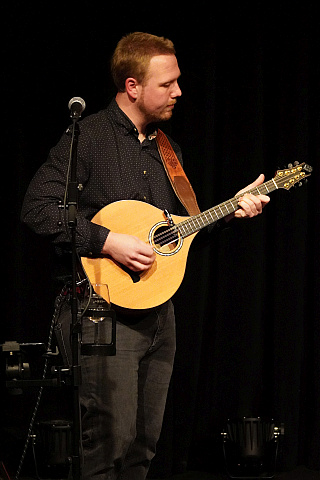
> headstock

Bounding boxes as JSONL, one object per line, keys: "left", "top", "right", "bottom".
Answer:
{"left": 274, "top": 162, "right": 313, "bottom": 190}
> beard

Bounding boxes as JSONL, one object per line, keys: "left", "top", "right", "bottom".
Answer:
{"left": 137, "top": 92, "right": 176, "bottom": 124}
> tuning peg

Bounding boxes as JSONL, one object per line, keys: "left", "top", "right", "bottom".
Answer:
{"left": 288, "top": 163, "right": 293, "bottom": 168}
{"left": 297, "top": 179, "right": 308, "bottom": 187}
{"left": 294, "top": 161, "right": 299, "bottom": 166}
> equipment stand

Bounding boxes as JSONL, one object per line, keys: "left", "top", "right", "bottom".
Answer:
{"left": 67, "top": 118, "right": 82, "bottom": 480}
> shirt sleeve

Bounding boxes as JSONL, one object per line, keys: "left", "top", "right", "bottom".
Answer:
{"left": 21, "top": 128, "right": 110, "bottom": 257}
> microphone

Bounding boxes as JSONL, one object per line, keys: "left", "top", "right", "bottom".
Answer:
{"left": 68, "top": 97, "right": 86, "bottom": 119}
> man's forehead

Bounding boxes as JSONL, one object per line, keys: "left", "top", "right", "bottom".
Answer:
{"left": 147, "top": 54, "right": 181, "bottom": 79}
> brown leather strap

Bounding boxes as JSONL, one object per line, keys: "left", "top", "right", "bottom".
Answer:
{"left": 156, "top": 129, "right": 201, "bottom": 216}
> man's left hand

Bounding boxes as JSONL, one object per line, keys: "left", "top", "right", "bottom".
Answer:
{"left": 226, "top": 174, "right": 270, "bottom": 221}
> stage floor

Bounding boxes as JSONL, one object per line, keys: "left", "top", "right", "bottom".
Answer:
{"left": 17, "top": 465, "right": 320, "bottom": 480}
{"left": 164, "top": 467, "right": 320, "bottom": 480}
{"left": 155, "top": 467, "right": 319, "bottom": 479}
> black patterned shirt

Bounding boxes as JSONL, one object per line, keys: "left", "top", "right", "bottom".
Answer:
{"left": 21, "top": 99, "right": 185, "bottom": 257}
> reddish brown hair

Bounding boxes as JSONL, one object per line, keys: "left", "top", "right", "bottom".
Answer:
{"left": 111, "top": 32, "right": 176, "bottom": 92}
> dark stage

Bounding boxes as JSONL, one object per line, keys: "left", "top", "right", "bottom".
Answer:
{"left": 1, "top": 1, "right": 320, "bottom": 479}
{"left": 155, "top": 469, "right": 319, "bottom": 480}
{"left": 16, "top": 466, "right": 320, "bottom": 480}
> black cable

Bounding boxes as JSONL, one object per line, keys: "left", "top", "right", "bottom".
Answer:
{"left": 14, "top": 290, "right": 66, "bottom": 480}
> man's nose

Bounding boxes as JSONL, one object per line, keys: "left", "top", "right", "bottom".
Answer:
{"left": 173, "top": 81, "right": 182, "bottom": 98}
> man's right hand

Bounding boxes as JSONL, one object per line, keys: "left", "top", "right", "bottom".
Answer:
{"left": 101, "top": 231, "right": 156, "bottom": 272}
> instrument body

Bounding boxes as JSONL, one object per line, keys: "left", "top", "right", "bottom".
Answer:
{"left": 81, "top": 163, "right": 312, "bottom": 309}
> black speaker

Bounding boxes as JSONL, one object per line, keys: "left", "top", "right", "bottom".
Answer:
{"left": 222, "top": 417, "right": 284, "bottom": 479}
{"left": 34, "top": 420, "right": 72, "bottom": 479}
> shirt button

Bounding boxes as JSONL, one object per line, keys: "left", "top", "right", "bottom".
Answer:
{"left": 143, "top": 196, "right": 147, "bottom": 201}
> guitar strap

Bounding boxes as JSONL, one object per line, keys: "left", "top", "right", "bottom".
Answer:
{"left": 156, "top": 129, "right": 201, "bottom": 216}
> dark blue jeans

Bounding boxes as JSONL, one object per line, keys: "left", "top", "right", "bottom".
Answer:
{"left": 58, "top": 299, "right": 176, "bottom": 480}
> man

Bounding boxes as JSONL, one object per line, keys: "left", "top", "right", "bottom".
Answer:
{"left": 21, "top": 32, "right": 270, "bottom": 480}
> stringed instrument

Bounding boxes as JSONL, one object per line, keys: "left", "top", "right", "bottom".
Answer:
{"left": 81, "top": 162, "right": 312, "bottom": 310}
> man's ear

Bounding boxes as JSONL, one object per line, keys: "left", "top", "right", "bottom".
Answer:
{"left": 125, "top": 77, "right": 139, "bottom": 100}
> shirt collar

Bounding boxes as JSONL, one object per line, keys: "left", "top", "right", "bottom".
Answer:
{"left": 107, "top": 98, "right": 158, "bottom": 141}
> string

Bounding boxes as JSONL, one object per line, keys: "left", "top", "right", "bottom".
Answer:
{"left": 152, "top": 180, "right": 276, "bottom": 248}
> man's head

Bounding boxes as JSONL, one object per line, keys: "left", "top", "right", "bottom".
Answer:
{"left": 111, "top": 32, "right": 182, "bottom": 126}
{"left": 111, "top": 32, "right": 176, "bottom": 92}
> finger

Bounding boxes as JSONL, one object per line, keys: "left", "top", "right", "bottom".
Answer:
{"left": 246, "top": 194, "right": 263, "bottom": 211}
{"left": 135, "top": 241, "right": 155, "bottom": 259}
{"left": 136, "top": 250, "right": 156, "bottom": 265}
{"left": 241, "top": 192, "right": 270, "bottom": 206}
{"left": 234, "top": 208, "right": 246, "bottom": 219}
{"left": 129, "top": 253, "right": 156, "bottom": 271}
{"left": 239, "top": 192, "right": 259, "bottom": 206}
{"left": 128, "top": 243, "right": 156, "bottom": 271}
{"left": 237, "top": 196, "right": 262, "bottom": 217}
{"left": 248, "top": 173, "right": 265, "bottom": 188}
{"left": 238, "top": 200, "right": 258, "bottom": 217}
{"left": 237, "top": 174, "right": 265, "bottom": 195}
{"left": 259, "top": 196, "right": 271, "bottom": 209}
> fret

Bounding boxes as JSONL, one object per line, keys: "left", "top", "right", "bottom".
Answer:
{"left": 197, "top": 214, "right": 206, "bottom": 228}
{"left": 212, "top": 208, "right": 220, "bottom": 220}
{"left": 200, "top": 214, "right": 208, "bottom": 227}
{"left": 207, "top": 210, "right": 215, "bottom": 223}
{"left": 178, "top": 222, "right": 188, "bottom": 237}
{"left": 229, "top": 200, "right": 238, "bottom": 211}
{"left": 199, "top": 215, "right": 208, "bottom": 228}
{"left": 184, "top": 220, "right": 192, "bottom": 235}
{"left": 218, "top": 205, "right": 224, "bottom": 217}
{"left": 201, "top": 212, "right": 209, "bottom": 226}
{"left": 224, "top": 202, "right": 231, "bottom": 213}
{"left": 190, "top": 217, "right": 198, "bottom": 230}
{"left": 175, "top": 166, "right": 310, "bottom": 239}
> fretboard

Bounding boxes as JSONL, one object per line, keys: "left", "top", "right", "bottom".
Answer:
{"left": 177, "top": 179, "right": 277, "bottom": 238}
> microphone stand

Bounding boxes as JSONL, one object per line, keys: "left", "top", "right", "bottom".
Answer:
{"left": 67, "top": 114, "right": 82, "bottom": 480}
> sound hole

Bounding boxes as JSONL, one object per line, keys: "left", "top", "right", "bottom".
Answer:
{"left": 152, "top": 225, "right": 182, "bottom": 256}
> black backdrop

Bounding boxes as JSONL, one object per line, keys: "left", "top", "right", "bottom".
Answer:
{"left": 2, "top": 1, "right": 319, "bottom": 477}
